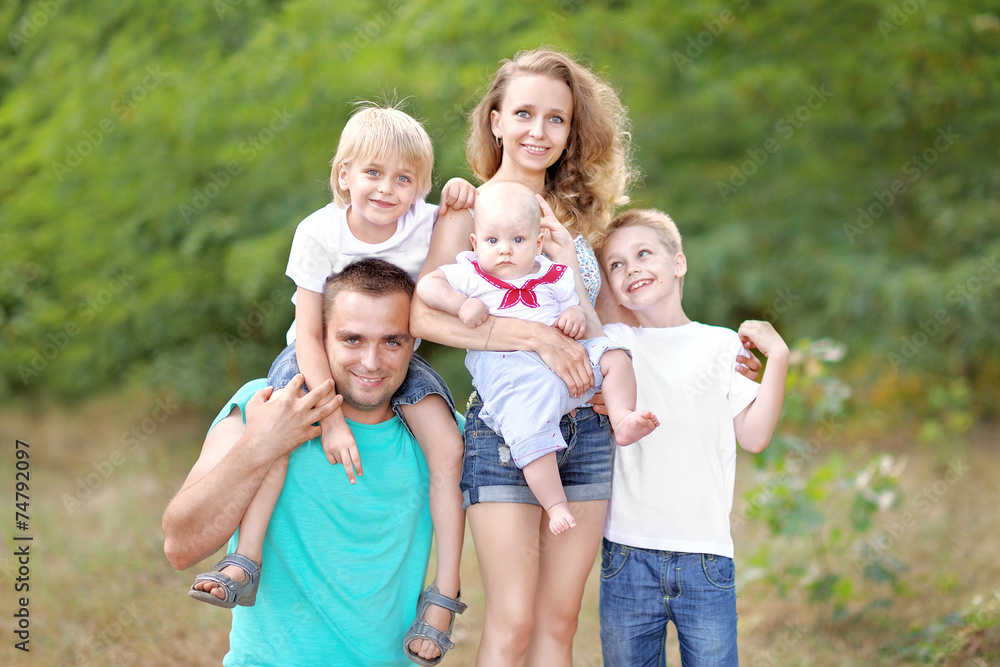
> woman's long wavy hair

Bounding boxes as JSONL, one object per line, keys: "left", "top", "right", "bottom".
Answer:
{"left": 467, "top": 48, "right": 639, "bottom": 247}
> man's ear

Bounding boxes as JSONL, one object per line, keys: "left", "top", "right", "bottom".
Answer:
{"left": 674, "top": 252, "right": 688, "bottom": 279}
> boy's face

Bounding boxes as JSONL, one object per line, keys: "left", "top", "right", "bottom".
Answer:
{"left": 601, "top": 225, "right": 685, "bottom": 313}
{"left": 470, "top": 206, "right": 543, "bottom": 280}
{"left": 338, "top": 155, "right": 419, "bottom": 238}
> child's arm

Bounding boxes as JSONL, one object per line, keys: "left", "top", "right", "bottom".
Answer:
{"left": 554, "top": 305, "right": 587, "bottom": 340}
{"left": 733, "top": 320, "right": 790, "bottom": 453}
{"left": 294, "top": 287, "right": 363, "bottom": 483}
{"left": 416, "top": 269, "right": 489, "bottom": 328}
{"left": 437, "top": 177, "right": 478, "bottom": 216}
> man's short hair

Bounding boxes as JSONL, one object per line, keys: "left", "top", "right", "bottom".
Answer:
{"left": 323, "top": 259, "right": 415, "bottom": 334}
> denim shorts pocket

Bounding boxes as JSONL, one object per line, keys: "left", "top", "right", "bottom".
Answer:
{"left": 702, "top": 554, "right": 736, "bottom": 589}
{"left": 600, "top": 540, "right": 630, "bottom": 580}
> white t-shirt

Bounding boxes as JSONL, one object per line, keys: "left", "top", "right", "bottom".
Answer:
{"left": 283, "top": 200, "right": 437, "bottom": 343}
{"left": 602, "top": 321, "right": 759, "bottom": 559}
{"left": 439, "top": 251, "right": 578, "bottom": 325}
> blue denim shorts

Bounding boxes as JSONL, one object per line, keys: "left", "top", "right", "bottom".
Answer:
{"left": 267, "top": 342, "right": 457, "bottom": 428}
{"left": 460, "top": 391, "right": 614, "bottom": 508}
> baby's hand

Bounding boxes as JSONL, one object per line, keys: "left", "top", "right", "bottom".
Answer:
{"left": 459, "top": 298, "right": 490, "bottom": 328}
{"left": 321, "top": 419, "right": 363, "bottom": 484}
{"left": 738, "top": 320, "right": 789, "bottom": 360}
{"left": 555, "top": 305, "right": 587, "bottom": 339}
{"left": 439, "top": 177, "right": 478, "bottom": 215}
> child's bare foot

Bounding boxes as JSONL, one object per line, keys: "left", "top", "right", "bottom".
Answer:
{"left": 189, "top": 554, "right": 261, "bottom": 608}
{"left": 613, "top": 410, "right": 659, "bottom": 446}
{"left": 547, "top": 502, "right": 577, "bottom": 535}
{"left": 407, "top": 604, "right": 451, "bottom": 661}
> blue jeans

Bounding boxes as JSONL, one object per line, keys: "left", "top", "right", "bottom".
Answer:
{"left": 599, "top": 539, "right": 738, "bottom": 667}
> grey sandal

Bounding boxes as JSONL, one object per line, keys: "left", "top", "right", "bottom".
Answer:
{"left": 188, "top": 553, "right": 261, "bottom": 608}
{"left": 403, "top": 584, "right": 467, "bottom": 665}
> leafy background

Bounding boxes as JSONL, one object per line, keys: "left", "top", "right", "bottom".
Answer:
{"left": 1, "top": 0, "right": 998, "bottom": 664}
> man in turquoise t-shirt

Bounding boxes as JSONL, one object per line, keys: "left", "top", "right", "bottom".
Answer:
{"left": 163, "top": 260, "right": 434, "bottom": 666}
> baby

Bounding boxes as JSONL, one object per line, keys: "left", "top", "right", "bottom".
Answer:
{"left": 417, "top": 181, "right": 658, "bottom": 534}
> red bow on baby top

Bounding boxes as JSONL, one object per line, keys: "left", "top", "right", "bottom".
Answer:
{"left": 471, "top": 261, "right": 567, "bottom": 309}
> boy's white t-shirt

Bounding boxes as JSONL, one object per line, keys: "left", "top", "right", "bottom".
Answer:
{"left": 283, "top": 200, "right": 437, "bottom": 343}
{"left": 602, "top": 321, "right": 759, "bottom": 559}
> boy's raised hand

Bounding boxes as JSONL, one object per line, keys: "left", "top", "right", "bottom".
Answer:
{"left": 459, "top": 297, "right": 490, "bottom": 328}
{"left": 438, "top": 177, "right": 478, "bottom": 216}
{"left": 555, "top": 305, "right": 587, "bottom": 340}
{"left": 738, "top": 320, "right": 789, "bottom": 361}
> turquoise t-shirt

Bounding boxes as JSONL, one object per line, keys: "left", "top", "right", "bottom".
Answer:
{"left": 213, "top": 380, "right": 432, "bottom": 666}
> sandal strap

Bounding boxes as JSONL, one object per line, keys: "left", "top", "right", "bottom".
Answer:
{"left": 215, "top": 553, "right": 260, "bottom": 584}
{"left": 192, "top": 571, "right": 241, "bottom": 603}
{"left": 407, "top": 620, "right": 455, "bottom": 652}
{"left": 423, "top": 586, "right": 467, "bottom": 615}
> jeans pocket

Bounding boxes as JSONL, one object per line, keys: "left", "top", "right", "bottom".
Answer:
{"left": 600, "top": 541, "right": 630, "bottom": 580}
{"left": 702, "top": 554, "right": 736, "bottom": 589}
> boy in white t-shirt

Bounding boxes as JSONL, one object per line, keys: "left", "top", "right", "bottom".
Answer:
{"left": 188, "top": 104, "right": 476, "bottom": 665}
{"left": 417, "top": 182, "right": 658, "bottom": 536}
{"left": 596, "top": 208, "right": 789, "bottom": 666}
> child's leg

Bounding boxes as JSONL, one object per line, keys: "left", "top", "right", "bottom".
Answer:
{"left": 599, "top": 349, "right": 659, "bottom": 446}
{"left": 521, "top": 453, "right": 575, "bottom": 536}
{"left": 191, "top": 455, "right": 288, "bottom": 599}
{"left": 398, "top": 394, "right": 465, "bottom": 661}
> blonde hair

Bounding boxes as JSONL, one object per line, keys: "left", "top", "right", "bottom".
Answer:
{"left": 604, "top": 208, "right": 685, "bottom": 294}
{"left": 475, "top": 181, "right": 541, "bottom": 235}
{"left": 329, "top": 103, "right": 434, "bottom": 207}
{"left": 466, "top": 48, "right": 639, "bottom": 247}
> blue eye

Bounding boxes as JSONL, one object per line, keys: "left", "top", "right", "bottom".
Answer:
{"left": 514, "top": 236, "right": 524, "bottom": 243}
{"left": 487, "top": 237, "right": 498, "bottom": 244}
{"left": 638, "top": 249, "right": 651, "bottom": 258}
{"left": 609, "top": 261, "right": 622, "bottom": 271}
{"left": 397, "top": 175, "right": 410, "bottom": 183}
{"left": 549, "top": 116, "right": 564, "bottom": 124}
{"left": 366, "top": 169, "right": 379, "bottom": 177}
{"left": 516, "top": 110, "right": 530, "bottom": 119}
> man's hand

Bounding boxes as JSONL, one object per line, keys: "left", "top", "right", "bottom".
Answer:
{"left": 554, "top": 305, "right": 587, "bottom": 340}
{"left": 459, "top": 298, "right": 490, "bottom": 328}
{"left": 247, "top": 375, "right": 341, "bottom": 457}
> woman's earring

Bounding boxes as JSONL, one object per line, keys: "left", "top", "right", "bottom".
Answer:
{"left": 495, "top": 135, "right": 503, "bottom": 149}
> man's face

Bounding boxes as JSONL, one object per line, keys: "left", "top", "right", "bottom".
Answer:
{"left": 323, "top": 290, "right": 413, "bottom": 424}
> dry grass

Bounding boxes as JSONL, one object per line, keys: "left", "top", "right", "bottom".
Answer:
{"left": 0, "top": 395, "right": 997, "bottom": 665}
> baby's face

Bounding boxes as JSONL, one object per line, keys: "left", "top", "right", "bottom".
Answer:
{"left": 471, "top": 208, "right": 542, "bottom": 280}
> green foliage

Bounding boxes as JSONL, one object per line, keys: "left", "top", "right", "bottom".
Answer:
{"left": 738, "top": 340, "right": 909, "bottom": 619}
{"left": 885, "top": 591, "right": 1000, "bottom": 664}
{"left": 1, "top": 0, "right": 998, "bottom": 408}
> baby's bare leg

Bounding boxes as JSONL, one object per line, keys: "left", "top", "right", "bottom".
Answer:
{"left": 522, "top": 453, "right": 576, "bottom": 535}
{"left": 599, "top": 349, "right": 659, "bottom": 446}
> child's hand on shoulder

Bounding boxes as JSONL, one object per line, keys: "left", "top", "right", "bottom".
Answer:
{"left": 738, "top": 320, "right": 789, "bottom": 361}
{"left": 439, "top": 177, "right": 478, "bottom": 215}
{"left": 555, "top": 305, "right": 587, "bottom": 339}
{"left": 459, "top": 298, "right": 490, "bottom": 328}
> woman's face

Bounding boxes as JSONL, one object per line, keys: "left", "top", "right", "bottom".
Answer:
{"left": 490, "top": 74, "right": 574, "bottom": 177}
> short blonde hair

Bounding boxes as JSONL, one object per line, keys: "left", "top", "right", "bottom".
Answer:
{"left": 604, "top": 208, "right": 685, "bottom": 294}
{"left": 329, "top": 104, "right": 434, "bottom": 207}
{"left": 466, "top": 49, "right": 639, "bottom": 247}
{"left": 475, "top": 181, "right": 541, "bottom": 235}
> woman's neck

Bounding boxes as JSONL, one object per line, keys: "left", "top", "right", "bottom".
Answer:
{"left": 490, "top": 163, "right": 546, "bottom": 195}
